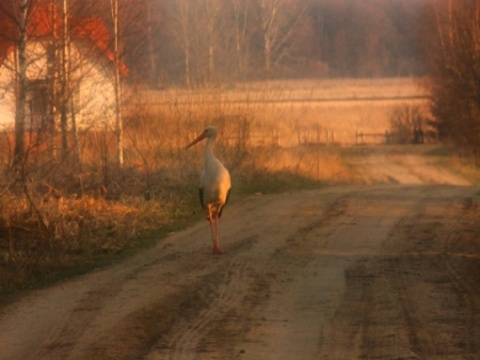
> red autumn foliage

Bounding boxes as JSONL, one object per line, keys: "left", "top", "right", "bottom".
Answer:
{"left": 0, "top": 0, "right": 128, "bottom": 75}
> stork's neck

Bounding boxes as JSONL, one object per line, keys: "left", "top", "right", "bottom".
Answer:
{"left": 204, "top": 137, "right": 216, "bottom": 163}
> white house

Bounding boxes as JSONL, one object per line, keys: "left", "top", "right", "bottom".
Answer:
{"left": 0, "top": 1, "right": 127, "bottom": 131}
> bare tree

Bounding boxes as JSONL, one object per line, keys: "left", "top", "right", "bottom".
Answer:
{"left": 256, "top": 0, "right": 306, "bottom": 78}
{"left": 169, "top": 0, "right": 193, "bottom": 87}
{"left": 110, "top": 0, "right": 123, "bottom": 167}
{"left": 14, "top": 0, "right": 29, "bottom": 164}
{"left": 59, "top": 0, "right": 71, "bottom": 161}
{"left": 202, "top": 0, "right": 222, "bottom": 84}
{"left": 423, "top": 0, "right": 480, "bottom": 160}
{"left": 390, "top": 104, "right": 426, "bottom": 144}
{"left": 144, "top": 0, "right": 159, "bottom": 87}
{"left": 231, "top": 0, "right": 252, "bottom": 79}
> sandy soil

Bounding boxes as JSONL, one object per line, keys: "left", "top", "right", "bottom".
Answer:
{"left": 1, "top": 145, "right": 480, "bottom": 360}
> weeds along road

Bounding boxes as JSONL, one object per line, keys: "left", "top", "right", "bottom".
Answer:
{"left": 1, "top": 145, "right": 480, "bottom": 359}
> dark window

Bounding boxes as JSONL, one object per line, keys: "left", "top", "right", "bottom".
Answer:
{"left": 26, "top": 79, "right": 52, "bottom": 131}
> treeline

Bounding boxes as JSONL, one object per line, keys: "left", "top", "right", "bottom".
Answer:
{"left": 421, "top": 0, "right": 480, "bottom": 162}
{"left": 75, "top": 0, "right": 426, "bottom": 87}
{"left": 143, "top": 0, "right": 425, "bottom": 86}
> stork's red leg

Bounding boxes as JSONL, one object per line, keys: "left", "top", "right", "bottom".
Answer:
{"left": 212, "top": 244, "right": 222, "bottom": 254}
{"left": 207, "top": 207, "right": 222, "bottom": 254}
{"left": 211, "top": 212, "right": 223, "bottom": 255}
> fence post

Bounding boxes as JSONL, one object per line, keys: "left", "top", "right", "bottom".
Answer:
{"left": 356, "top": 130, "right": 364, "bottom": 145}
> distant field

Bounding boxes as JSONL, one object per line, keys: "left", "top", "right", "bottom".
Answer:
{"left": 147, "top": 77, "right": 428, "bottom": 103}
{"left": 136, "top": 77, "right": 430, "bottom": 145}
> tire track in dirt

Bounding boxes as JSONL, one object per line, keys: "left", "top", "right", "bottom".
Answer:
{"left": 390, "top": 257, "right": 437, "bottom": 357}
{"left": 237, "top": 187, "right": 425, "bottom": 360}
{"left": 315, "top": 185, "right": 480, "bottom": 359}
{"left": 147, "top": 258, "right": 252, "bottom": 359}
{"left": 315, "top": 188, "right": 427, "bottom": 359}
{"left": 141, "top": 191, "right": 354, "bottom": 360}
{"left": 446, "top": 194, "right": 480, "bottom": 359}
{"left": 394, "top": 188, "right": 480, "bottom": 359}
{"left": 53, "top": 237, "right": 256, "bottom": 360}
{"left": 444, "top": 259, "right": 480, "bottom": 358}
{"left": 440, "top": 196, "right": 480, "bottom": 359}
{"left": 73, "top": 190, "right": 336, "bottom": 360}
{"left": 328, "top": 186, "right": 480, "bottom": 359}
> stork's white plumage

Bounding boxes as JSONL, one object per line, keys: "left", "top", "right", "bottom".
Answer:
{"left": 186, "top": 126, "right": 231, "bottom": 254}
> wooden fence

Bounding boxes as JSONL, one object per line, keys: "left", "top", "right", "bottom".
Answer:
{"left": 355, "top": 129, "right": 428, "bottom": 145}
{"left": 355, "top": 130, "right": 391, "bottom": 145}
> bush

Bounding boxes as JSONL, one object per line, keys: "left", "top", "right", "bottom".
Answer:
{"left": 422, "top": 1, "right": 480, "bottom": 161}
{"left": 389, "top": 104, "right": 427, "bottom": 144}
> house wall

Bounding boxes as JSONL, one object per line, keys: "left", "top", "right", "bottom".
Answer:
{"left": 0, "top": 41, "right": 116, "bottom": 130}
{"left": 0, "top": 64, "right": 15, "bottom": 129}
{"left": 71, "top": 45, "right": 116, "bottom": 129}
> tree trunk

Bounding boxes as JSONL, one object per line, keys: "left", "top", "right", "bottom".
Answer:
{"left": 180, "top": 1, "right": 191, "bottom": 88}
{"left": 14, "top": 0, "right": 28, "bottom": 164}
{"left": 145, "top": 0, "right": 157, "bottom": 88}
{"left": 60, "top": 0, "right": 70, "bottom": 162}
{"left": 111, "top": 0, "right": 124, "bottom": 167}
{"left": 232, "top": 0, "right": 250, "bottom": 80}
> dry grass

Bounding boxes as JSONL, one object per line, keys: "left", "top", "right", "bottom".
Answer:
{"left": 141, "top": 77, "right": 429, "bottom": 145}
{"left": 0, "top": 78, "right": 432, "bottom": 301}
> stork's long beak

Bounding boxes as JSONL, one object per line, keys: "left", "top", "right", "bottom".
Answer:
{"left": 186, "top": 132, "right": 206, "bottom": 149}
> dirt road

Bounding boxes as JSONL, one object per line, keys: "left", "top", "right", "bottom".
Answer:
{"left": 1, "top": 146, "right": 480, "bottom": 360}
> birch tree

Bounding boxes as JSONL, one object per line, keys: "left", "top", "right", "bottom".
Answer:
{"left": 145, "top": 0, "right": 158, "bottom": 87}
{"left": 14, "top": 0, "right": 29, "bottom": 164}
{"left": 59, "top": 0, "right": 70, "bottom": 161}
{"left": 231, "top": 0, "right": 252, "bottom": 80}
{"left": 257, "top": 0, "right": 306, "bottom": 78}
{"left": 202, "top": 0, "right": 222, "bottom": 84}
{"left": 170, "top": 0, "right": 192, "bottom": 87}
{"left": 110, "top": 0, "right": 123, "bottom": 167}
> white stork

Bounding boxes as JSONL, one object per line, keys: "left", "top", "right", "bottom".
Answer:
{"left": 186, "top": 126, "right": 231, "bottom": 254}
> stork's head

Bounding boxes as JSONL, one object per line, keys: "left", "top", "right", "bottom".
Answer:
{"left": 186, "top": 125, "right": 218, "bottom": 149}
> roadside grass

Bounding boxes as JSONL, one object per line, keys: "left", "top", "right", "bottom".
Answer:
{"left": 0, "top": 182, "right": 199, "bottom": 303}
{"left": 341, "top": 143, "right": 480, "bottom": 186}
{"left": 428, "top": 146, "right": 480, "bottom": 184}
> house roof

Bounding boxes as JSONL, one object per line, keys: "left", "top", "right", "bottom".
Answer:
{"left": 0, "top": 0, "right": 128, "bottom": 75}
